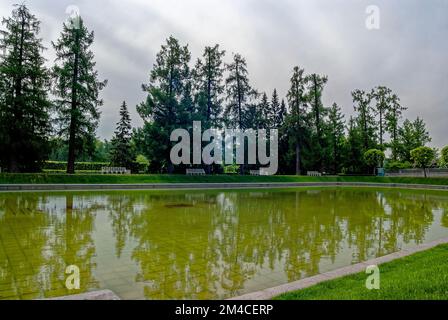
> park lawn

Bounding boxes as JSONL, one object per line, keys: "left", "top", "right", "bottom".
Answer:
{"left": 1, "top": 173, "right": 448, "bottom": 185}
{"left": 275, "top": 244, "right": 448, "bottom": 300}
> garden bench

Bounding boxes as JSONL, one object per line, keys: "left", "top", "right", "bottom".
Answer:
{"left": 186, "top": 169, "right": 206, "bottom": 176}
{"left": 101, "top": 167, "right": 131, "bottom": 174}
{"left": 250, "top": 170, "right": 260, "bottom": 176}
{"left": 307, "top": 171, "right": 322, "bottom": 177}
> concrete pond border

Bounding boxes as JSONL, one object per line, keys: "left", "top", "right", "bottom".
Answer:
{"left": 1, "top": 181, "right": 448, "bottom": 192}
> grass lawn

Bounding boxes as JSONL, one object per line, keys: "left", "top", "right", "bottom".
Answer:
{"left": 1, "top": 173, "right": 448, "bottom": 185}
{"left": 276, "top": 244, "right": 448, "bottom": 300}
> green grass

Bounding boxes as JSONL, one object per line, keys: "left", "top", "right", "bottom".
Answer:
{"left": 276, "top": 244, "right": 448, "bottom": 300}
{"left": 1, "top": 173, "right": 448, "bottom": 185}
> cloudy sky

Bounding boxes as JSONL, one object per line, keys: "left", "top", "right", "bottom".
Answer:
{"left": 1, "top": 0, "right": 447, "bottom": 147}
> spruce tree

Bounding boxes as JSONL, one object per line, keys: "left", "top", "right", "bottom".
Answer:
{"left": 286, "top": 66, "right": 308, "bottom": 175}
{"left": 270, "top": 89, "right": 285, "bottom": 129}
{"left": 327, "top": 103, "right": 345, "bottom": 173}
{"left": 110, "top": 102, "right": 134, "bottom": 168}
{"left": 352, "top": 89, "right": 377, "bottom": 152}
{"left": 0, "top": 4, "right": 51, "bottom": 172}
{"left": 52, "top": 15, "right": 107, "bottom": 174}
{"left": 137, "top": 36, "right": 191, "bottom": 173}
{"left": 307, "top": 73, "right": 328, "bottom": 171}
{"left": 385, "top": 93, "right": 407, "bottom": 160}
{"left": 192, "top": 44, "right": 225, "bottom": 127}
{"left": 224, "top": 53, "right": 257, "bottom": 129}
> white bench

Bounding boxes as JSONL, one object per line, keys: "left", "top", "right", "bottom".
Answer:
{"left": 186, "top": 169, "right": 206, "bottom": 176}
{"left": 307, "top": 171, "right": 322, "bottom": 177}
{"left": 101, "top": 167, "right": 131, "bottom": 175}
{"left": 250, "top": 170, "right": 260, "bottom": 176}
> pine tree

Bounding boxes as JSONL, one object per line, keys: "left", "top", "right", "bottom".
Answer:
{"left": 385, "top": 93, "right": 407, "bottom": 160}
{"left": 52, "top": 16, "right": 107, "bottom": 174}
{"left": 270, "top": 89, "right": 285, "bottom": 128}
{"left": 327, "top": 103, "right": 345, "bottom": 173}
{"left": 224, "top": 53, "right": 257, "bottom": 129}
{"left": 192, "top": 44, "right": 225, "bottom": 127}
{"left": 137, "top": 36, "right": 191, "bottom": 173}
{"left": 371, "top": 86, "right": 392, "bottom": 148}
{"left": 352, "top": 89, "right": 377, "bottom": 152}
{"left": 0, "top": 4, "right": 51, "bottom": 172}
{"left": 307, "top": 73, "right": 328, "bottom": 171}
{"left": 286, "top": 66, "right": 308, "bottom": 175}
{"left": 257, "top": 92, "right": 270, "bottom": 129}
{"left": 110, "top": 102, "right": 134, "bottom": 168}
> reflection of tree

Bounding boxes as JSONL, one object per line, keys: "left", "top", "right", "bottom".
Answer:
{"left": 1, "top": 188, "right": 447, "bottom": 300}
{"left": 127, "top": 188, "right": 446, "bottom": 299}
{"left": 0, "top": 195, "right": 50, "bottom": 299}
{"left": 0, "top": 193, "right": 99, "bottom": 299}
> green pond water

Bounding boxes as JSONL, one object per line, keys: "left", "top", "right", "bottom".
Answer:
{"left": 1, "top": 187, "right": 448, "bottom": 300}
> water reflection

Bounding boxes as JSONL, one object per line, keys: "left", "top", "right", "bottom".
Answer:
{"left": 0, "top": 188, "right": 447, "bottom": 300}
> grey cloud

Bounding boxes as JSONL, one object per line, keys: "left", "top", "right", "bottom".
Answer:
{"left": 0, "top": 0, "right": 446, "bottom": 147}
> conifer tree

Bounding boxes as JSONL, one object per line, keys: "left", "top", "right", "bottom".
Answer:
{"left": 286, "top": 66, "right": 308, "bottom": 175}
{"left": 52, "top": 15, "right": 107, "bottom": 174}
{"left": 224, "top": 53, "right": 257, "bottom": 129}
{"left": 327, "top": 103, "right": 345, "bottom": 173}
{"left": 0, "top": 4, "right": 51, "bottom": 172}
{"left": 110, "top": 102, "right": 134, "bottom": 168}
{"left": 193, "top": 44, "right": 225, "bottom": 127}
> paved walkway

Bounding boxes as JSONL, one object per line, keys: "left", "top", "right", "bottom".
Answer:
{"left": 228, "top": 237, "right": 448, "bottom": 300}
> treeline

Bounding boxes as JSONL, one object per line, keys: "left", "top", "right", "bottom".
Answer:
{"left": 0, "top": 5, "right": 443, "bottom": 175}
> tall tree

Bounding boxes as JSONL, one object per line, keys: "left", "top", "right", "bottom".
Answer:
{"left": 52, "top": 16, "right": 107, "bottom": 174}
{"left": 224, "top": 53, "right": 257, "bottom": 129}
{"left": 385, "top": 93, "right": 406, "bottom": 160}
{"left": 110, "top": 102, "right": 134, "bottom": 168}
{"left": 352, "top": 89, "right": 377, "bottom": 151}
{"left": 327, "top": 103, "right": 345, "bottom": 174}
{"left": 398, "top": 117, "right": 431, "bottom": 161}
{"left": 371, "top": 86, "right": 392, "bottom": 147}
{"left": 307, "top": 73, "right": 328, "bottom": 171}
{"left": 137, "top": 36, "right": 191, "bottom": 173}
{"left": 286, "top": 66, "right": 308, "bottom": 175}
{"left": 0, "top": 4, "right": 51, "bottom": 172}
{"left": 270, "top": 89, "right": 286, "bottom": 129}
{"left": 192, "top": 44, "right": 225, "bottom": 127}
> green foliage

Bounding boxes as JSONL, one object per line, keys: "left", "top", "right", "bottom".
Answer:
{"left": 385, "top": 161, "right": 412, "bottom": 170}
{"left": 0, "top": 5, "right": 51, "bottom": 172}
{"left": 137, "top": 36, "right": 191, "bottom": 173}
{"left": 110, "top": 102, "right": 134, "bottom": 168}
{"left": 364, "top": 149, "right": 385, "bottom": 173}
{"left": 52, "top": 16, "right": 107, "bottom": 174}
{"left": 440, "top": 146, "right": 448, "bottom": 168}
{"left": 398, "top": 118, "right": 431, "bottom": 162}
{"left": 135, "top": 154, "right": 150, "bottom": 173}
{"left": 410, "top": 146, "right": 435, "bottom": 170}
{"left": 43, "top": 161, "right": 109, "bottom": 171}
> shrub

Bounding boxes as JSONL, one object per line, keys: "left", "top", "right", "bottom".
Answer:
{"left": 135, "top": 155, "right": 150, "bottom": 173}
{"left": 385, "top": 161, "right": 412, "bottom": 170}
{"left": 43, "top": 161, "right": 109, "bottom": 171}
{"left": 364, "top": 149, "right": 385, "bottom": 174}
{"left": 410, "top": 146, "right": 435, "bottom": 178}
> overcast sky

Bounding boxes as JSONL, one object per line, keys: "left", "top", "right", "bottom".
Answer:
{"left": 1, "top": 0, "right": 447, "bottom": 147}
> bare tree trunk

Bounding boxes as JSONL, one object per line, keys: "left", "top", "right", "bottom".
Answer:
{"left": 295, "top": 143, "right": 301, "bottom": 175}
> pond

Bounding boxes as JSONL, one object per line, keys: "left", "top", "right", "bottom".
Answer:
{"left": 1, "top": 187, "right": 448, "bottom": 300}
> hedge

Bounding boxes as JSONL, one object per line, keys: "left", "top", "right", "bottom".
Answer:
{"left": 44, "top": 161, "right": 109, "bottom": 171}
